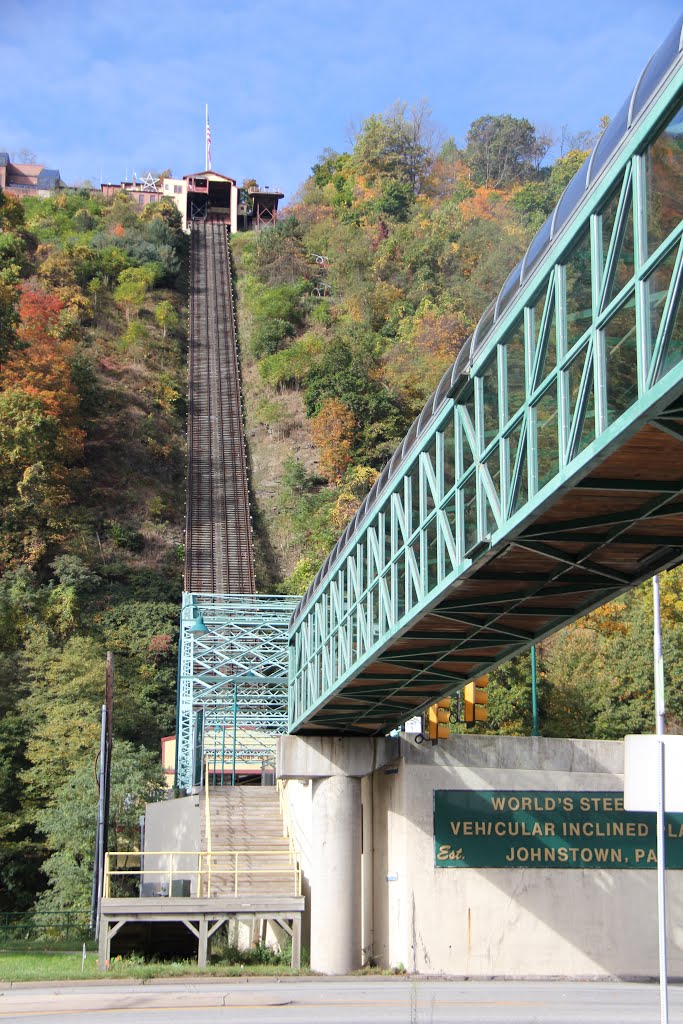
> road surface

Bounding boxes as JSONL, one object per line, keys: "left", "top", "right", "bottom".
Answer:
{"left": 1, "top": 977, "right": 681, "bottom": 1023}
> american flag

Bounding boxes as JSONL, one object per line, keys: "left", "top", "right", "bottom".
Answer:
{"left": 205, "top": 105, "right": 212, "bottom": 170}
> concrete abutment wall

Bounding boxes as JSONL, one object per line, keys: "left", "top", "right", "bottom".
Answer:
{"left": 277, "top": 734, "right": 683, "bottom": 978}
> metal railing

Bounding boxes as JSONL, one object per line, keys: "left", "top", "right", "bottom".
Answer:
{"left": 104, "top": 850, "right": 301, "bottom": 899}
{"left": 0, "top": 910, "right": 90, "bottom": 943}
{"left": 204, "top": 758, "right": 212, "bottom": 856}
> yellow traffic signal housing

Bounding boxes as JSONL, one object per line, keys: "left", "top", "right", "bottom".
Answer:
{"left": 463, "top": 675, "right": 488, "bottom": 726}
{"left": 427, "top": 697, "right": 451, "bottom": 741}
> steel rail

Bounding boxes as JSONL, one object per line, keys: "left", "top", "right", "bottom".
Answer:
{"left": 184, "top": 222, "right": 255, "bottom": 594}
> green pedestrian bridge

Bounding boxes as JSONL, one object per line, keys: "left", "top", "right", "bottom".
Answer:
{"left": 287, "top": 17, "right": 683, "bottom": 736}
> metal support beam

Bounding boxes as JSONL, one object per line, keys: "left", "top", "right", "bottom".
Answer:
{"left": 176, "top": 593, "right": 299, "bottom": 790}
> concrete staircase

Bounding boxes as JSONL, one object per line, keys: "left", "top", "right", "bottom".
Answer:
{"left": 201, "top": 787, "right": 299, "bottom": 898}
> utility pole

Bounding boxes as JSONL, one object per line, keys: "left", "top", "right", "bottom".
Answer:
{"left": 91, "top": 653, "right": 114, "bottom": 940}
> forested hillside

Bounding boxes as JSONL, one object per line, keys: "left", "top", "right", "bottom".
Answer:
{"left": 1, "top": 101, "right": 681, "bottom": 918}
{"left": 0, "top": 187, "right": 187, "bottom": 912}
{"left": 233, "top": 104, "right": 683, "bottom": 742}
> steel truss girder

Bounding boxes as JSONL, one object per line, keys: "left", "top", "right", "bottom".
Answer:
{"left": 176, "top": 593, "right": 299, "bottom": 789}
{"left": 289, "top": 63, "right": 683, "bottom": 736}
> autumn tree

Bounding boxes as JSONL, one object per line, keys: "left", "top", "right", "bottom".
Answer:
{"left": 310, "top": 398, "right": 357, "bottom": 484}
{"left": 0, "top": 287, "right": 84, "bottom": 566}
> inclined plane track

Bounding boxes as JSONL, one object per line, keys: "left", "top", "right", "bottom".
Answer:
{"left": 185, "top": 221, "right": 255, "bottom": 594}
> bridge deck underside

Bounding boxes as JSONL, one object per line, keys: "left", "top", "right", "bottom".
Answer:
{"left": 299, "top": 403, "right": 683, "bottom": 735}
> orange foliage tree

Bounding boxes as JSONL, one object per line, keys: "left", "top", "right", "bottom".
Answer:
{"left": 0, "top": 286, "right": 85, "bottom": 565}
{"left": 310, "top": 398, "right": 357, "bottom": 485}
{"left": 380, "top": 299, "right": 471, "bottom": 414}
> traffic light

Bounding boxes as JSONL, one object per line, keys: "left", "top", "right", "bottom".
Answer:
{"left": 463, "top": 675, "right": 488, "bottom": 726}
{"left": 427, "top": 697, "right": 451, "bottom": 741}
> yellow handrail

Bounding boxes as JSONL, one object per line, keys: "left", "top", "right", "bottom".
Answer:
{"left": 277, "top": 780, "right": 303, "bottom": 871}
{"left": 103, "top": 849, "right": 301, "bottom": 899}
{"left": 204, "top": 757, "right": 212, "bottom": 898}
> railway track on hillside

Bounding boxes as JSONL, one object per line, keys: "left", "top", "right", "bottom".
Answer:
{"left": 185, "top": 221, "right": 255, "bottom": 594}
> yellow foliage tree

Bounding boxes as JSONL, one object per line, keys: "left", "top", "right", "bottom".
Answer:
{"left": 310, "top": 398, "right": 356, "bottom": 485}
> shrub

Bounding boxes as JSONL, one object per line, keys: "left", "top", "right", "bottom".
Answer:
{"left": 108, "top": 522, "right": 145, "bottom": 553}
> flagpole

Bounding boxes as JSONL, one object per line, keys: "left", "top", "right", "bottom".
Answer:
{"left": 205, "top": 104, "right": 209, "bottom": 171}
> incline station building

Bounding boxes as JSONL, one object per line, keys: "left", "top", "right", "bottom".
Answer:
{"left": 100, "top": 171, "right": 283, "bottom": 232}
{"left": 161, "top": 172, "right": 284, "bottom": 232}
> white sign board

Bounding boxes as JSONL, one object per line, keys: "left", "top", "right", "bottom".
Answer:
{"left": 623, "top": 734, "right": 683, "bottom": 812}
{"left": 404, "top": 716, "right": 422, "bottom": 734}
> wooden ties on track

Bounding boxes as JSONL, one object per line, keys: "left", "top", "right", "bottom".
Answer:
{"left": 185, "top": 222, "right": 255, "bottom": 594}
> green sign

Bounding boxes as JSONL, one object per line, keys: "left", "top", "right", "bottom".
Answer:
{"left": 434, "top": 790, "right": 683, "bottom": 869}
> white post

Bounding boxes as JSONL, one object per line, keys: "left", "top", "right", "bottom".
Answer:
{"left": 653, "top": 574, "right": 668, "bottom": 1024}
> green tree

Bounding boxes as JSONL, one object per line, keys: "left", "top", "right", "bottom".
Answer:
{"left": 154, "top": 299, "right": 180, "bottom": 339}
{"left": 0, "top": 652, "right": 40, "bottom": 911}
{"left": 0, "top": 265, "right": 21, "bottom": 370}
{"left": 353, "top": 100, "right": 434, "bottom": 194}
{"left": 20, "top": 634, "right": 105, "bottom": 806}
{"left": 114, "top": 265, "right": 159, "bottom": 322}
{"left": 36, "top": 742, "right": 164, "bottom": 912}
{"left": 465, "top": 114, "right": 550, "bottom": 187}
{"left": 484, "top": 652, "right": 551, "bottom": 735}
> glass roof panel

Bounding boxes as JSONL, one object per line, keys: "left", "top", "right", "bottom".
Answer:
{"left": 471, "top": 301, "right": 496, "bottom": 363}
{"left": 417, "top": 397, "right": 435, "bottom": 436}
{"left": 552, "top": 153, "right": 591, "bottom": 237}
{"left": 521, "top": 214, "right": 553, "bottom": 282}
{"left": 631, "top": 16, "right": 683, "bottom": 125}
{"left": 451, "top": 336, "right": 472, "bottom": 381}
{"left": 434, "top": 366, "right": 453, "bottom": 410}
{"left": 586, "top": 98, "right": 630, "bottom": 187}
{"left": 402, "top": 417, "right": 420, "bottom": 456}
{"left": 495, "top": 260, "right": 524, "bottom": 321}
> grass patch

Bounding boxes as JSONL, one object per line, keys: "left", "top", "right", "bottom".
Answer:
{"left": 0, "top": 952, "right": 100, "bottom": 983}
{"left": 0, "top": 951, "right": 308, "bottom": 983}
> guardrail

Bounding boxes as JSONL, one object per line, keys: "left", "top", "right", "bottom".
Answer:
{"left": 104, "top": 850, "right": 301, "bottom": 899}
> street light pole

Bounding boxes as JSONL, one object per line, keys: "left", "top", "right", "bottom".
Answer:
{"left": 531, "top": 644, "right": 539, "bottom": 737}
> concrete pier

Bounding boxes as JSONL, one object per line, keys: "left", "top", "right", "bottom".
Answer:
{"left": 310, "top": 775, "right": 362, "bottom": 974}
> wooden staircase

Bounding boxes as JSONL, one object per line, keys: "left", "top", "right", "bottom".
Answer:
{"left": 201, "top": 787, "right": 299, "bottom": 898}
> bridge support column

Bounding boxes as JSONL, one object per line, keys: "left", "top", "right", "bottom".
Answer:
{"left": 310, "top": 774, "right": 362, "bottom": 974}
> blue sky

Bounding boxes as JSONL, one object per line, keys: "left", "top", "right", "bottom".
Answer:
{"left": 1, "top": 0, "right": 681, "bottom": 199}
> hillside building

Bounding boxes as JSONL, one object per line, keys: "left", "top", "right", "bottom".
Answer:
{"left": 0, "top": 153, "right": 65, "bottom": 195}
